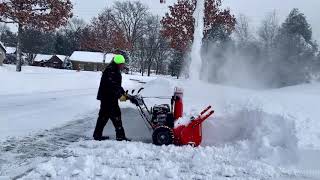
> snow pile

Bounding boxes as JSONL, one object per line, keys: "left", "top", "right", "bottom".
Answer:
{"left": 142, "top": 77, "right": 176, "bottom": 97}
{"left": 20, "top": 140, "right": 283, "bottom": 180}
{"left": 141, "top": 77, "right": 176, "bottom": 106}
{"left": 203, "top": 109, "right": 298, "bottom": 165}
{"left": 140, "top": 78, "right": 317, "bottom": 166}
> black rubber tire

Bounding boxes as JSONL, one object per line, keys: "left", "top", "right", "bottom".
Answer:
{"left": 152, "top": 126, "right": 174, "bottom": 146}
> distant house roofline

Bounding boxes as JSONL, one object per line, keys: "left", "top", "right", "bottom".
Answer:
{"left": 33, "top": 54, "right": 53, "bottom": 62}
{"left": 69, "top": 51, "right": 115, "bottom": 63}
{"left": 5, "top": 47, "right": 16, "bottom": 54}
{"left": 54, "top": 55, "right": 68, "bottom": 62}
{"left": 33, "top": 54, "right": 68, "bottom": 62}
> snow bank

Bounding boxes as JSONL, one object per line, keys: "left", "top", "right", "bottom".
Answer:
{"left": 20, "top": 140, "right": 284, "bottom": 180}
{"left": 203, "top": 109, "right": 298, "bottom": 165}
{"left": 138, "top": 78, "right": 320, "bottom": 166}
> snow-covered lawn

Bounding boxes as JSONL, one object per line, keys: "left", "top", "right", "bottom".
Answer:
{"left": 1, "top": 65, "right": 320, "bottom": 179}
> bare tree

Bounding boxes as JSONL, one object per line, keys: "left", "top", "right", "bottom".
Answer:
{"left": 79, "top": 8, "right": 128, "bottom": 54}
{"left": 145, "top": 15, "right": 160, "bottom": 76}
{"left": 155, "top": 38, "right": 171, "bottom": 75}
{"left": 235, "top": 14, "right": 252, "bottom": 44}
{"left": 132, "top": 15, "right": 170, "bottom": 76}
{"left": 66, "top": 18, "right": 86, "bottom": 32}
{"left": 134, "top": 37, "right": 147, "bottom": 76}
{"left": 112, "top": 1, "right": 149, "bottom": 49}
{"left": 258, "top": 11, "right": 279, "bottom": 51}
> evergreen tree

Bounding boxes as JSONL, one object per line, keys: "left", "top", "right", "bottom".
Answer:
{"left": 20, "top": 28, "right": 56, "bottom": 64}
{"left": 275, "top": 8, "right": 317, "bottom": 86}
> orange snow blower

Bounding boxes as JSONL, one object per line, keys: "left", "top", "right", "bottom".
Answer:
{"left": 128, "top": 87, "right": 214, "bottom": 147}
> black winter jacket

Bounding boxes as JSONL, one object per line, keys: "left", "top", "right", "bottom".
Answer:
{"left": 97, "top": 62, "right": 125, "bottom": 101}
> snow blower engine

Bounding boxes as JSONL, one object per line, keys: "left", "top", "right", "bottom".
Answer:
{"left": 127, "top": 87, "right": 214, "bottom": 147}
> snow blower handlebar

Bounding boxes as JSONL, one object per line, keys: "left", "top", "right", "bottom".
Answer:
{"left": 127, "top": 93, "right": 154, "bottom": 129}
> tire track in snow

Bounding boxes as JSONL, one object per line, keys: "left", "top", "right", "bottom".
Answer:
{"left": 0, "top": 108, "right": 150, "bottom": 178}
{"left": 0, "top": 115, "right": 94, "bottom": 178}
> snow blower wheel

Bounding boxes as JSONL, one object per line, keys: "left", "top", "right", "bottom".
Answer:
{"left": 152, "top": 126, "right": 174, "bottom": 146}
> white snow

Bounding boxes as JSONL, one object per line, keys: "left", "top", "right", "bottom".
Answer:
{"left": 1, "top": 65, "right": 320, "bottom": 179}
{"left": 4, "top": 47, "right": 16, "bottom": 54}
{"left": 69, "top": 51, "right": 115, "bottom": 63}
{"left": 33, "top": 54, "right": 67, "bottom": 63}
{"left": 19, "top": 140, "right": 286, "bottom": 180}
{"left": 56, "top": 55, "right": 68, "bottom": 61}
{"left": 190, "top": 0, "right": 205, "bottom": 81}
{"left": 0, "top": 65, "right": 154, "bottom": 139}
{"left": 0, "top": 42, "right": 6, "bottom": 52}
{"left": 33, "top": 54, "right": 53, "bottom": 62}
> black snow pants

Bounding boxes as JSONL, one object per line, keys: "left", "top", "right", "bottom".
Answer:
{"left": 93, "top": 100, "right": 126, "bottom": 139}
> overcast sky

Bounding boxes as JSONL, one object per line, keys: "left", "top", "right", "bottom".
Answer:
{"left": 70, "top": 0, "right": 320, "bottom": 41}
{"left": 6, "top": 0, "right": 318, "bottom": 41}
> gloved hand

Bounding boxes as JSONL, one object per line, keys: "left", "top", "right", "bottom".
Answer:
{"left": 119, "top": 94, "right": 128, "bottom": 102}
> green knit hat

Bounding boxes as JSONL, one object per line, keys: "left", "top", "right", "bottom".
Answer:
{"left": 113, "top": 54, "right": 126, "bottom": 64}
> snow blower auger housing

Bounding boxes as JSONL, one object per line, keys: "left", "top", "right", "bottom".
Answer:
{"left": 127, "top": 87, "right": 214, "bottom": 147}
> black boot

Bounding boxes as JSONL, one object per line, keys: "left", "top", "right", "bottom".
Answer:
{"left": 116, "top": 137, "right": 131, "bottom": 141}
{"left": 94, "top": 136, "right": 110, "bottom": 141}
{"left": 116, "top": 127, "right": 131, "bottom": 141}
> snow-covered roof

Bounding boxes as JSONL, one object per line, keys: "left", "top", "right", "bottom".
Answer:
{"left": 5, "top": 47, "right": 16, "bottom": 54}
{"left": 69, "top": 51, "right": 115, "bottom": 63}
{"left": 104, "top": 53, "right": 115, "bottom": 63}
{"left": 55, "top": 55, "right": 67, "bottom": 61}
{"left": 0, "top": 42, "right": 6, "bottom": 52}
{"left": 34, "top": 54, "right": 53, "bottom": 62}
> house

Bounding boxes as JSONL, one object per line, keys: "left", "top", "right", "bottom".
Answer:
{"left": 33, "top": 54, "right": 67, "bottom": 69}
{"left": 3, "top": 47, "right": 27, "bottom": 65}
{"left": 4, "top": 47, "right": 17, "bottom": 64}
{"left": 33, "top": 54, "right": 52, "bottom": 67}
{"left": 46, "top": 55, "right": 67, "bottom": 69}
{"left": 69, "top": 51, "right": 115, "bottom": 71}
{"left": 0, "top": 42, "right": 6, "bottom": 66}
{"left": 5, "top": 47, "right": 16, "bottom": 55}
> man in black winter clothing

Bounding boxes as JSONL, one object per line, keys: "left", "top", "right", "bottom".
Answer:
{"left": 93, "top": 54, "right": 129, "bottom": 141}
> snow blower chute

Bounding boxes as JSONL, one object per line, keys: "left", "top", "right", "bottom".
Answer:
{"left": 127, "top": 87, "right": 214, "bottom": 147}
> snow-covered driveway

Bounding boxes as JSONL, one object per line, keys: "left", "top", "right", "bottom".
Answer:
{"left": 0, "top": 107, "right": 151, "bottom": 178}
{"left": 1, "top": 65, "right": 320, "bottom": 180}
{"left": 0, "top": 88, "right": 98, "bottom": 138}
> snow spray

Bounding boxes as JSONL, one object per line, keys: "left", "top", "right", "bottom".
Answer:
{"left": 189, "top": 0, "right": 205, "bottom": 81}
